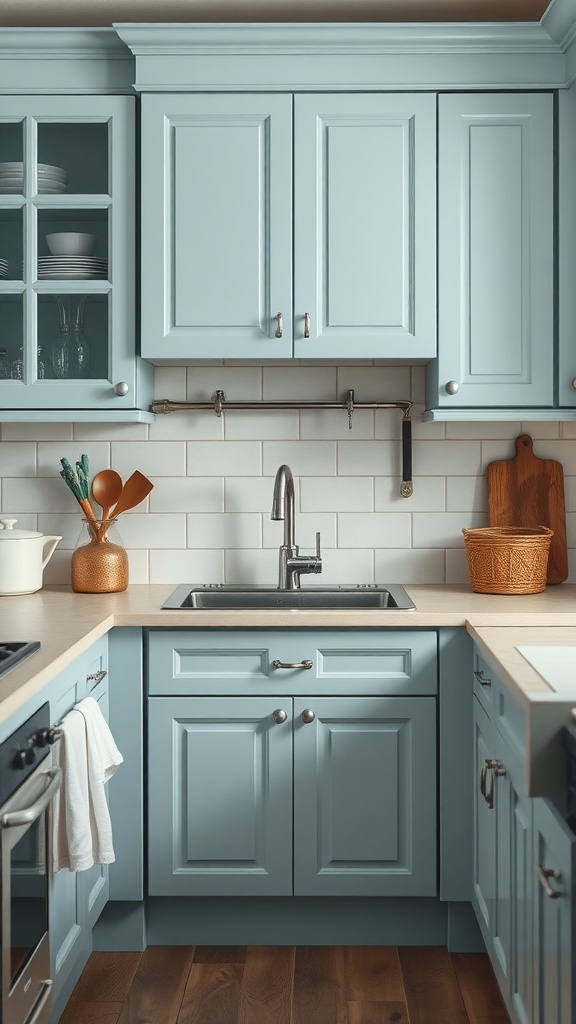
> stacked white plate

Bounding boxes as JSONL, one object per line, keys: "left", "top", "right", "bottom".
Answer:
{"left": 37, "top": 255, "right": 107, "bottom": 280}
{"left": 0, "top": 258, "right": 8, "bottom": 278}
{"left": 0, "top": 162, "right": 68, "bottom": 194}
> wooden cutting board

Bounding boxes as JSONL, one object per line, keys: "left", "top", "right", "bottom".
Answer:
{"left": 486, "top": 433, "right": 568, "bottom": 585}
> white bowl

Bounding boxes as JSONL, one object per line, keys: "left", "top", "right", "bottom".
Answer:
{"left": 46, "top": 232, "right": 96, "bottom": 257}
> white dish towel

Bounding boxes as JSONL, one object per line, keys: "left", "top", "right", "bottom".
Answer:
{"left": 52, "top": 696, "right": 123, "bottom": 872}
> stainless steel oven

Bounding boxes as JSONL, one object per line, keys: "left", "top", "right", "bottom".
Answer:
{"left": 1, "top": 703, "right": 61, "bottom": 1024}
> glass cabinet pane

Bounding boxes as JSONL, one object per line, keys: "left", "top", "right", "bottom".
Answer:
{"left": 38, "top": 293, "right": 109, "bottom": 381}
{"left": 37, "top": 122, "right": 109, "bottom": 195}
{"left": 0, "top": 295, "right": 24, "bottom": 376}
{"left": 37, "top": 208, "right": 108, "bottom": 281}
{"left": 0, "top": 121, "right": 25, "bottom": 195}
{"left": 0, "top": 208, "right": 23, "bottom": 280}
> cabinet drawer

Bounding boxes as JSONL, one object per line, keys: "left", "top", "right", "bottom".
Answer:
{"left": 146, "top": 629, "right": 438, "bottom": 697}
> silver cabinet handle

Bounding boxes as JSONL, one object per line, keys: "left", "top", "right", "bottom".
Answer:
{"left": 446, "top": 380, "right": 460, "bottom": 395}
{"left": 536, "top": 864, "right": 562, "bottom": 899}
{"left": 304, "top": 312, "right": 310, "bottom": 338}
{"left": 2, "top": 766, "right": 62, "bottom": 828}
{"left": 275, "top": 312, "right": 283, "bottom": 338}
{"left": 272, "top": 659, "right": 313, "bottom": 670}
{"left": 473, "top": 670, "right": 491, "bottom": 687}
{"left": 87, "top": 669, "right": 107, "bottom": 686}
{"left": 301, "top": 709, "right": 316, "bottom": 724}
{"left": 480, "top": 758, "right": 505, "bottom": 809}
{"left": 272, "top": 709, "right": 288, "bottom": 724}
{"left": 114, "top": 382, "right": 129, "bottom": 396}
{"left": 572, "top": 379, "right": 576, "bottom": 391}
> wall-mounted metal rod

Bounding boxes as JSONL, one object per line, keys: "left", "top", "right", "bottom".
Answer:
{"left": 151, "top": 389, "right": 413, "bottom": 496}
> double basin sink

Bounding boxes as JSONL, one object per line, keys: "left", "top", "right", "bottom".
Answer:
{"left": 162, "top": 584, "right": 415, "bottom": 611}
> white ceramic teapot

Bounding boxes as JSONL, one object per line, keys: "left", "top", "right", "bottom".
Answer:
{"left": 0, "top": 519, "right": 62, "bottom": 596}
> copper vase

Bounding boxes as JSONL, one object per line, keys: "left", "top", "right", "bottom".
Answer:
{"left": 71, "top": 518, "right": 128, "bottom": 594}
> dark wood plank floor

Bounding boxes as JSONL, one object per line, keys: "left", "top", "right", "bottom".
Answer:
{"left": 59, "top": 946, "right": 511, "bottom": 1024}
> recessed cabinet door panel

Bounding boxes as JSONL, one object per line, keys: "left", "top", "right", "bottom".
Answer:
{"left": 148, "top": 697, "right": 292, "bottom": 896}
{"left": 532, "top": 798, "right": 575, "bottom": 1024}
{"left": 293, "top": 93, "right": 436, "bottom": 360}
{"left": 293, "top": 696, "right": 436, "bottom": 896}
{"left": 435, "top": 93, "right": 553, "bottom": 408}
{"left": 141, "top": 93, "right": 293, "bottom": 360}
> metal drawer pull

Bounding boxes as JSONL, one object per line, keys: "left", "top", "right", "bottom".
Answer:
{"left": 275, "top": 312, "right": 283, "bottom": 338}
{"left": 86, "top": 670, "right": 107, "bottom": 685}
{"left": 301, "top": 709, "right": 316, "bottom": 723}
{"left": 272, "top": 709, "right": 288, "bottom": 724}
{"left": 536, "top": 864, "right": 562, "bottom": 899}
{"left": 272, "top": 659, "right": 313, "bottom": 670}
{"left": 480, "top": 758, "right": 505, "bottom": 809}
{"left": 304, "top": 312, "right": 310, "bottom": 338}
{"left": 473, "top": 670, "right": 491, "bottom": 687}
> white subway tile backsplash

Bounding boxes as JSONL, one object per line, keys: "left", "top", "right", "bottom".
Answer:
{"left": 187, "top": 512, "right": 262, "bottom": 549}
{"left": 150, "top": 477, "right": 224, "bottom": 513}
{"left": 2, "top": 364, "right": 574, "bottom": 590}
{"left": 338, "top": 512, "right": 411, "bottom": 549}
{"left": 412, "top": 511, "right": 486, "bottom": 548}
{"left": 300, "top": 476, "right": 373, "bottom": 513}
{"left": 263, "top": 441, "right": 336, "bottom": 476}
{"left": 112, "top": 440, "right": 187, "bottom": 478}
{"left": 188, "top": 440, "right": 261, "bottom": 476}
{"left": 375, "top": 476, "right": 445, "bottom": 512}
{"left": 0, "top": 442, "right": 37, "bottom": 476}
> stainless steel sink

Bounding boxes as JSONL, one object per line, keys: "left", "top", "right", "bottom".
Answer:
{"left": 162, "top": 584, "right": 415, "bottom": 611}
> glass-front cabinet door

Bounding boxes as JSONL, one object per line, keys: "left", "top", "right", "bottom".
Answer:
{"left": 0, "top": 96, "right": 139, "bottom": 412}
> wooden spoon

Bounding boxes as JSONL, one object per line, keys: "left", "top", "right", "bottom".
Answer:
{"left": 91, "top": 469, "right": 123, "bottom": 521}
{"left": 111, "top": 470, "right": 154, "bottom": 518}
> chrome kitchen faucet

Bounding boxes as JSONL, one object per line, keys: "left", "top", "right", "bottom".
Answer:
{"left": 271, "top": 464, "right": 322, "bottom": 589}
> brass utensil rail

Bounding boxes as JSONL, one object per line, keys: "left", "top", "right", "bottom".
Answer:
{"left": 151, "top": 388, "right": 413, "bottom": 497}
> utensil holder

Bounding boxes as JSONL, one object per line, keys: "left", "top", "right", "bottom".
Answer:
{"left": 71, "top": 518, "right": 128, "bottom": 593}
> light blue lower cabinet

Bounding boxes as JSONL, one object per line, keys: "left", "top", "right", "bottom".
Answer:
{"left": 147, "top": 691, "right": 437, "bottom": 899}
{"left": 532, "top": 798, "right": 575, "bottom": 1024}
{"left": 47, "top": 638, "right": 109, "bottom": 1010}
{"left": 471, "top": 651, "right": 576, "bottom": 1024}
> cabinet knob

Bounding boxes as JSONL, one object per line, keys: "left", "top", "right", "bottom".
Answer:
{"left": 272, "top": 709, "right": 288, "bottom": 724}
{"left": 275, "top": 312, "right": 283, "bottom": 339}
{"left": 572, "top": 378, "right": 576, "bottom": 391}
{"left": 445, "top": 380, "right": 460, "bottom": 395}
{"left": 114, "top": 382, "right": 129, "bottom": 396}
{"left": 301, "top": 709, "right": 316, "bottom": 724}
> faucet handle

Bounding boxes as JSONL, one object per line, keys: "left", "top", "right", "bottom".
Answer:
{"left": 315, "top": 531, "right": 321, "bottom": 558}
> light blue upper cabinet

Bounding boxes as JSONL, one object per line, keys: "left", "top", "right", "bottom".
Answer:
{"left": 425, "top": 93, "right": 554, "bottom": 415}
{"left": 140, "top": 92, "right": 436, "bottom": 362}
{"left": 293, "top": 93, "right": 436, "bottom": 360}
{"left": 0, "top": 95, "right": 153, "bottom": 419}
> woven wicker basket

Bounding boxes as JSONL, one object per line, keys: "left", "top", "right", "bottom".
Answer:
{"left": 462, "top": 526, "right": 554, "bottom": 595}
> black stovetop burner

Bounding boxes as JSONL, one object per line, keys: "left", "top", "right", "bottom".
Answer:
{"left": 0, "top": 641, "right": 41, "bottom": 678}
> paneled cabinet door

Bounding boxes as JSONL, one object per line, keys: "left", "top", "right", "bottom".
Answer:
{"left": 293, "top": 93, "right": 436, "bottom": 360}
{"left": 293, "top": 695, "right": 437, "bottom": 896}
{"left": 147, "top": 696, "right": 293, "bottom": 896}
{"left": 472, "top": 696, "right": 496, "bottom": 950}
{"left": 140, "top": 93, "right": 293, "bottom": 361}
{"left": 0, "top": 96, "right": 145, "bottom": 412}
{"left": 532, "top": 798, "right": 575, "bottom": 1024}
{"left": 429, "top": 93, "right": 554, "bottom": 410}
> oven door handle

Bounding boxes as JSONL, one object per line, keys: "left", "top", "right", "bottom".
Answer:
{"left": 1, "top": 766, "right": 62, "bottom": 828}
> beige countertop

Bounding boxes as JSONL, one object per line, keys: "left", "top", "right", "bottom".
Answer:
{"left": 1, "top": 582, "right": 576, "bottom": 728}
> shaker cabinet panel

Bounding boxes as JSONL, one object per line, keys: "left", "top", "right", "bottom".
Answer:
{"left": 140, "top": 93, "right": 293, "bottom": 361}
{"left": 427, "top": 92, "right": 554, "bottom": 412}
{"left": 293, "top": 695, "right": 437, "bottom": 896}
{"left": 293, "top": 92, "right": 436, "bottom": 360}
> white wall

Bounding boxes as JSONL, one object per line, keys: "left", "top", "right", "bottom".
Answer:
{"left": 1, "top": 362, "right": 575, "bottom": 587}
